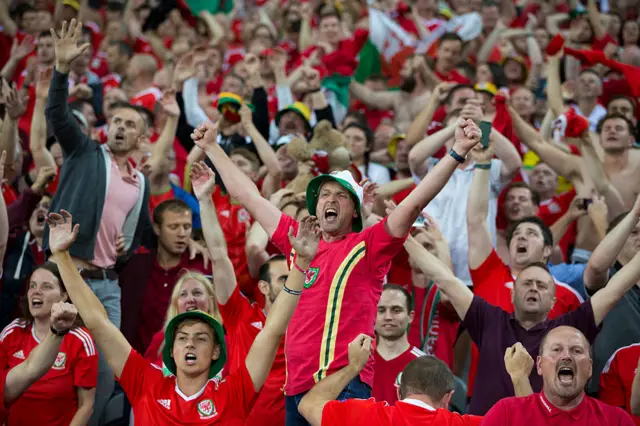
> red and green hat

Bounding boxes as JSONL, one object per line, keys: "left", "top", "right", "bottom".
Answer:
{"left": 163, "top": 310, "right": 227, "bottom": 379}
{"left": 306, "top": 170, "right": 364, "bottom": 232}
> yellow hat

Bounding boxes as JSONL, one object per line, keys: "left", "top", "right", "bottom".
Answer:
{"left": 387, "top": 134, "right": 406, "bottom": 159}
{"left": 63, "top": 0, "right": 80, "bottom": 11}
{"left": 474, "top": 82, "right": 498, "bottom": 96}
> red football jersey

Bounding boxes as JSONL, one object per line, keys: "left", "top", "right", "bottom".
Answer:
{"left": 101, "top": 72, "right": 122, "bottom": 93}
{"left": 537, "top": 190, "right": 577, "bottom": 261}
{"left": 600, "top": 343, "right": 640, "bottom": 425}
{"left": 270, "top": 215, "right": 407, "bottom": 395}
{"left": 219, "top": 286, "right": 286, "bottom": 426}
{"left": 0, "top": 367, "right": 8, "bottom": 424}
{"left": 131, "top": 87, "right": 163, "bottom": 112}
{"left": 322, "top": 398, "right": 482, "bottom": 426}
{"left": 119, "top": 349, "right": 257, "bottom": 425}
{"left": 372, "top": 346, "right": 425, "bottom": 405}
{"left": 467, "top": 250, "right": 583, "bottom": 397}
{"left": 0, "top": 320, "right": 98, "bottom": 426}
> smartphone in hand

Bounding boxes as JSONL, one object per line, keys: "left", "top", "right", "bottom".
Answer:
{"left": 479, "top": 121, "right": 492, "bottom": 148}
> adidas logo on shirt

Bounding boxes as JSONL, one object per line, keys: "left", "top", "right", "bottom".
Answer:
{"left": 250, "top": 322, "right": 263, "bottom": 330}
{"left": 12, "top": 350, "right": 25, "bottom": 359}
{"left": 157, "top": 399, "right": 171, "bottom": 410}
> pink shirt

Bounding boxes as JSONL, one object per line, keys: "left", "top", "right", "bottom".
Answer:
{"left": 92, "top": 156, "right": 140, "bottom": 268}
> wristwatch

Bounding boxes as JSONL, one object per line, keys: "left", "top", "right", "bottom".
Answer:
{"left": 50, "top": 325, "right": 70, "bottom": 337}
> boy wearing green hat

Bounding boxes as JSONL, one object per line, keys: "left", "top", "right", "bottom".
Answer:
{"left": 191, "top": 117, "right": 483, "bottom": 424}
{"left": 47, "top": 208, "right": 321, "bottom": 425}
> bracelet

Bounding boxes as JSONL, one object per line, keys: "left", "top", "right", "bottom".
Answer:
{"left": 449, "top": 148, "right": 465, "bottom": 164}
{"left": 283, "top": 285, "right": 303, "bottom": 296}
{"left": 50, "top": 325, "right": 70, "bottom": 337}
{"left": 474, "top": 163, "right": 491, "bottom": 170}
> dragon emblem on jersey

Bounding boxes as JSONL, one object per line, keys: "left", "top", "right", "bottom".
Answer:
{"left": 394, "top": 372, "right": 402, "bottom": 388}
{"left": 53, "top": 352, "right": 66, "bottom": 370}
{"left": 304, "top": 267, "right": 320, "bottom": 289}
{"left": 197, "top": 399, "right": 216, "bottom": 419}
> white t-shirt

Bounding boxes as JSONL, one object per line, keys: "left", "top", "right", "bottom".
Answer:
{"left": 359, "top": 162, "right": 391, "bottom": 186}
{"left": 414, "top": 158, "right": 506, "bottom": 286}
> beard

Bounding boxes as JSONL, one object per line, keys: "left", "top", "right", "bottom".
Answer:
{"left": 400, "top": 76, "right": 417, "bottom": 93}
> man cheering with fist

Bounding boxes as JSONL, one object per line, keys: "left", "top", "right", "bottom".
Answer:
{"left": 191, "top": 117, "right": 483, "bottom": 425}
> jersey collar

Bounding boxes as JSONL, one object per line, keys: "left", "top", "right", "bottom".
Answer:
{"left": 537, "top": 391, "right": 587, "bottom": 420}
{"left": 399, "top": 399, "right": 436, "bottom": 411}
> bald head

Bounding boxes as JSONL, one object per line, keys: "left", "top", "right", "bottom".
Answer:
{"left": 539, "top": 326, "right": 590, "bottom": 357}
{"left": 127, "top": 54, "right": 158, "bottom": 80}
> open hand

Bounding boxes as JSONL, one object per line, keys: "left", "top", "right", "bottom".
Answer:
{"left": 11, "top": 35, "right": 36, "bottom": 60}
{"left": 188, "top": 239, "right": 211, "bottom": 270}
{"left": 239, "top": 104, "right": 253, "bottom": 127}
{"left": 35, "top": 67, "right": 54, "bottom": 99}
{"left": 190, "top": 161, "right": 216, "bottom": 200}
{"left": 504, "top": 342, "right": 533, "bottom": 379}
{"left": 51, "top": 19, "right": 92, "bottom": 70}
{"left": 46, "top": 210, "right": 80, "bottom": 253}
{"left": 191, "top": 121, "right": 219, "bottom": 152}
{"left": 288, "top": 216, "right": 321, "bottom": 261}
{"left": 50, "top": 302, "right": 78, "bottom": 333}
{"left": 567, "top": 196, "right": 590, "bottom": 219}
{"left": 348, "top": 334, "right": 373, "bottom": 374}
{"left": 453, "top": 118, "right": 482, "bottom": 156}
{"left": 359, "top": 178, "right": 378, "bottom": 220}
{"left": 4, "top": 81, "right": 29, "bottom": 119}
{"left": 32, "top": 166, "right": 57, "bottom": 192}
{"left": 160, "top": 89, "right": 180, "bottom": 118}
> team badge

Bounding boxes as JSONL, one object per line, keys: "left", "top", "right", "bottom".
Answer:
{"left": 238, "top": 209, "right": 250, "bottom": 222}
{"left": 394, "top": 372, "right": 402, "bottom": 388}
{"left": 53, "top": 352, "right": 66, "bottom": 369}
{"left": 304, "top": 267, "right": 320, "bottom": 289}
{"left": 197, "top": 399, "right": 216, "bottom": 419}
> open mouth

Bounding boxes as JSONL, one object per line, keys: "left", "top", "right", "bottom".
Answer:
{"left": 525, "top": 294, "right": 538, "bottom": 303}
{"left": 31, "top": 298, "right": 43, "bottom": 308}
{"left": 36, "top": 213, "right": 46, "bottom": 225}
{"left": 185, "top": 306, "right": 199, "bottom": 312}
{"left": 516, "top": 244, "right": 527, "bottom": 254}
{"left": 324, "top": 207, "right": 338, "bottom": 222}
{"left": 114, "top": 132, "right": 125, "bottom": 142}
{"left": 185, "top": 353, "right": 197, "bottom": 365}
{"left": 557, "top": 366, "right": 575, "bottom": 384}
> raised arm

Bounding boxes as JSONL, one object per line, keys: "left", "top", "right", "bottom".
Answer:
{"left": 576, "top": 132, "right": 626, "bottom": 219}
{"left": 0, "top": 152, "right": 7, "bottom": 267}
{"left": 408, "top": 124, "right": 456, "bottom": 177}
{"left": 405, "top": 82, "right": 453, "bottom": 146}
{"left": 47, "top": 19, "right": 93, "bottom": 156}
{"left": 387, "top": 119, "right": 482, "bottom": 238}
{"left": 191, "top": 121, "right": 282, "bottom": 236}
{"left": 584, "top": 195, "right": 640, "bottom": 292}
{"left": 546, "top": 51, "right": 567, "bottom": 118}
{"left": 4, "top": 302, "right": 77, "bottom": 404}
{"left": 239, "top": 105, "right": 282, "bottom": 198}
{"left": 47, "top": 211, "right": 131, "bottom": 378}
{"left": 466, "top": 144, "right": 496, "bottom": 270}
{"left": 489, "top": 124, "right": 522, "bottom": 183}
{"left": 191, "top": 162, "right": 236, "bottom": 305}
{"left": 348, "top": 80, "right": 399, "bottom": 111}
{"left": 147, "top": 90, "right": 180, "bottom": 173}
{"left": 404, "top": 235, "right": 474, "bottom": 319}
{"left": 298, "top": 334, "right": 372, "bottom": 426}
{"left": 549, "top": 196, "right": 586, "bottom": 247}
{"left": 591, "top": 249, "right": 640, "bottom": 326}
{"left": 245, "top": 216, "right": 320, "bottom": 391}
{"left": 31, "top": 68, "right": 58, "bottom": 171}
{"left": 508, "top": 104, "right": 582, "bottom": 181}
{"left": 0, "top": 83, "right": 24, "bottom": 178}
{"left": 504, "top": 343, "right": 534, "bottom": 397}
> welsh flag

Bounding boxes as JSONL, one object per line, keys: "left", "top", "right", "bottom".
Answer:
{"left": 354, "top": 8, "right": 482, "bottom": 85}
{"left": 354, "top": 8, "right": 416, "bottom": 85}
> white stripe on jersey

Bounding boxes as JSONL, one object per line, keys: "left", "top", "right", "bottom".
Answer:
{"left": 602, "top": 342, "right": 640, "bottom": 373}
{"left": 70, "top": 329, "right": 96, "bottom": 356}
{"left": 410, "top": 347, "right": 427, "bottom": 358}
{"left": 0, "top": 319, "right": 27, "bottom": 342}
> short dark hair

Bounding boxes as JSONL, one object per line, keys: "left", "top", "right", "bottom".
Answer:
{"left": 224, "top": 72, "right": 246, "bottom": 87}
{"left": 230, "top": 147, "right": 260, "bottom": 171}
{"left": 258, "top": 255, "right": 287, "bottom": 284}
{"left": 579, "top": 68, "right": 602, "bottom": 81}
{"left": 382, "top": 284, "right": 412, "bottom": 312}
{"left": 106, "top": 1, "right": 126, "bottom": 12}
{"left": 444, "top": 84, "right": 475, "bottom": 106}
{"left": 607, "top": 94, "right": 637, "bottom": 113}
{"left": 399, "top": 356, "right": 455, "bottom": 401}
{"left": 109, "top": 41, "right": 133, "bottom": 58}
{"left": 505, "top": 182, "right": 541, "bottom": 206}
{"left": 342, "top": 110, "right": 367, "bottom": 127}
{"left": 506, "top": 216, "right": 554, "bottom": 248}
{"left": 482, "top": 0, "right": 500, "bottom": 8}
{"left": 110, "top": 101, "right": 153, "bottom": 130}
{"left": 13, "top": 3, "right": 35, "bottom": 20}
{"left": 153, "top": 199, "right": 191, "bottom": 225}
{"left": 38, "top": 30, "right": 53, "bottom": 40}
{"left": 69, "top": 98, "right": 93, "bottom": 113}
{"left": 597, "top": 113, "right": 635, "bottom": 137}
{"left": 319, "top": 10, "right": 341, "bottom": 24}
{"left": 439, "top": 32, "right": 463, "bottom": 45}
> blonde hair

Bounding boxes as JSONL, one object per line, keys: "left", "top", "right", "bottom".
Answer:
{"left": 163, "top": 270, "right": 221, "bottom": 330}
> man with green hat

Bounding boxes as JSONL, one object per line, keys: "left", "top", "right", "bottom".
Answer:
{"left": 191, "top": 116, "right": 482, "bottom": 425}
{"left": 46, "top": 208, "right": 321, "bottom": 425}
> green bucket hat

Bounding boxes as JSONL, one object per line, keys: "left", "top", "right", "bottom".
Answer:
{"left": 163, "top": 310, "right": 226, "bottom": 379}
{"left": 306, "top": 170, "right": 364, "bottom": 232}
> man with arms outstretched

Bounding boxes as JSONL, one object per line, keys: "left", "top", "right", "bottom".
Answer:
{"left": 191, "top": 116, "right": 482, "bottom": 425}
{"left": 46, "top": 208, "right": 320, "bottom": 425}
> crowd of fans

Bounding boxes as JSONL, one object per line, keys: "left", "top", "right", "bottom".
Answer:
{"left": 0, "top": 0, "right": 640, "bottom": 424}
